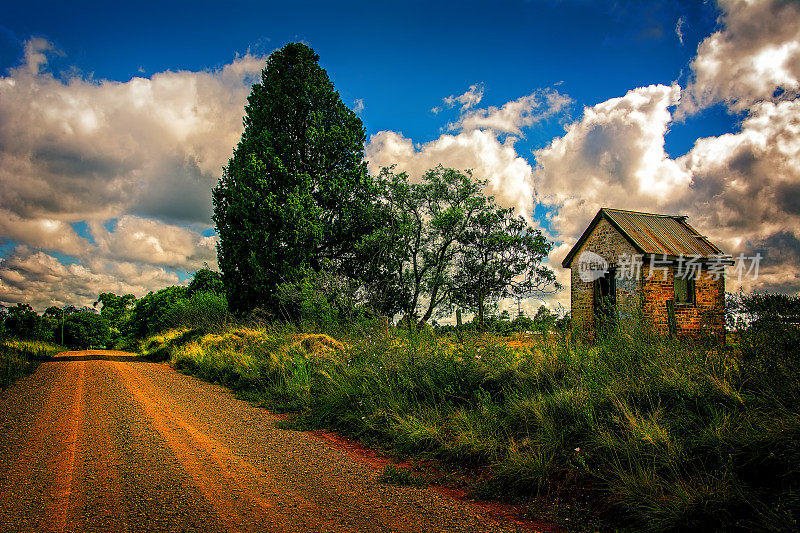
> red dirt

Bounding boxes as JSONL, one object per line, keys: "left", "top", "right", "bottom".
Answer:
{"left": 0, "top": 350, "right": 556, "bottom": 532}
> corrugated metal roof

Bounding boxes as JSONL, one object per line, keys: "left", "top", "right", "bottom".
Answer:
{"left": 602, "top": 209, "right": 723, "bottom": 257}
{"left": 562, "top": 208, "right": 727, "bottom": 267}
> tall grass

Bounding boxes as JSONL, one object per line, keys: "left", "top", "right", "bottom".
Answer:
{"left": 141, "top": 321, "right": 799, "bottom": 531}
{"left": 1, "top": 339, "right": 64, "bottom": 389}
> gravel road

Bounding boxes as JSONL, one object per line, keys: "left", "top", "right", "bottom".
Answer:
{"left": 0, "top": 351, "right": 537, "bottom": 533}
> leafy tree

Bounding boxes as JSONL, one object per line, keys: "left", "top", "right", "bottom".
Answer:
{"left": 738, "top": 292, "right": 800, "bottom": 389}
{"left": 63, "top": 312, "right": 111, "bottom": 349}
{"left": 93, "top": 293, "right": 136, "bottom": 327}
{"left": 213, "top": 42, "right": 374, "bottom": 315}
{"left": 554, "top": 312, "right": 571, "bottom": 333}
{"left": 62, "top": 305, "right": 81, "bottom": 316}
{"left": 3, "top": 303, "right": 44, "bottom": 340}
{"left": 126, "top": 286, "right": 188, "bottom": 338}
{"left": 43, "top": 306, "right": 62, "bottom": 319}
{"left": 365, "top": 166, "right": 490, "bottom": 323}
{"left": 187, "top": 268, "right": 225, "bottom": 296}
{"left": 452, "top": 204, "right": 559, "bottom": 331}
{"left": 511, "top": 314, "right": 535, "bottom": 333}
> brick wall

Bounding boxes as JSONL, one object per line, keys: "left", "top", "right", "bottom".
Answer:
{"left": 568, "top": 218, "right": 726, "bottom": 341}
{"left": 569, "top": 218, "right": 640, "bottom": 332}
{"left": 641, "top": 265, "right": 726, "bottom": 340}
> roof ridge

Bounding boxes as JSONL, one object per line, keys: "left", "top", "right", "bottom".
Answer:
{"left": 601, "top": 207, "right": 685, "bottom": 218}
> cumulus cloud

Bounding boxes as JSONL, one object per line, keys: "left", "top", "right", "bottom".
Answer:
{"left": 366, "top": 86, "right": 572, "bottom": 221}
{"left": 442, "top": 83, "right": 485, "bottom": 111}
{"left": 23, "top": 37, "right": 62, "bottom": 75}
{"left": 680, "top": 0, "right": 800, "bottom": 115}
{"left": 0, "top": 41, "right": 265, "bottom": 225}
{"left": 534, "top": 0, "right": 800, "bottom": 298}
{"left": 366, "top": 129, "right": 536, "bottom": 220}
{"left": 0, "top": 209, "right": 89, "bottom": 257}
{"left": 0, "top": 246, "right": 180, "bottom": 310}
{"left": 453, "top": 89, "right": 572, "bottom": 135}
{"left": 534, "top": 84, "right": 690, "bottom": 238}
{"left": 89, "top": 216, "right": 218, "bottom": 271}
{"left": 0, "top": 38, "right": 263, "bottom": 309}
{"left": 676, "top": 99, "right": 800, "bottom": 292}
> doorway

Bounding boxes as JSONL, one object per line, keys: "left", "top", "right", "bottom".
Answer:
{"left": 593, "top": 268, "right": 616, "bottom": 335}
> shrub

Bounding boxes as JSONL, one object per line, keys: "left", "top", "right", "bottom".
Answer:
{"left": 1, "top": 339, "right": 64, "bottom": 388}
{"left": 126, "top": 286, "right": 188, "bottom": 338}
{"left": 275, "top": 262, "right": 370, "bottom": 332}
{"left": 738, "top": 293, "right": 800, "bottom": 397}
{"left": 63, "top": 312, "right": 111, "bottom": 348}
{"left": 163, "top": 291, "right": 230, "bottom": 333}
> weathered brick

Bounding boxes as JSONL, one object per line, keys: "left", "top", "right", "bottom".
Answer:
{"left": 566, "top": 218, "right": 726, "bottom": 342}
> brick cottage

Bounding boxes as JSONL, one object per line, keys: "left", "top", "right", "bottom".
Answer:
{"left": 562, "top": 208, "right": 733, "bottom": 341}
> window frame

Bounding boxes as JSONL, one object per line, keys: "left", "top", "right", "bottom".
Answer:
{"left": 673, "top": 275, "right": 695, "bottom": 306}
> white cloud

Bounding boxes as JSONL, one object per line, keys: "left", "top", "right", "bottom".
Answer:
{"left": 531, "top": 0, "right": 800, "bottom": 298}
{"left": 23, "top": 37, "right": 62, "bottom": 75}
{"left": 366, "top": 86, "right": 572, "bottom": 221}
{"left": 353, "top": 98, "right": 365, "bottom": 113}
{"left": 0, "top": 38, "right": 262, "bottom": 309}
{"left": 366, "top": 129, "right": 536, "bottom": 220}
{"left": 680, "top": 0, "right": 800, "bottom": 115}
{"left": 0, "top": 41, "right": 266, "bottom": 225}
{"left": 534, "top": 84, "right": 690, "bottom": 238}
{"left": 0, "top": 209, "right": 88, "bottom": 257}
{"left": 89, "top": 216, "right": 218, "bottom": 271}
{"left": 443, "top": 83, "right": 485, "bottom": 111}
{"left": 676, "top": 16, "right": 686, "bottom": 45}
{"left": 0, "top": 246, "right": 180, "bottom": 310}
{"left": 676, "top": 99, "right": 800, "bottom": 290}
{"left": 453, "top": 90, "right": 572, "bottom": 135}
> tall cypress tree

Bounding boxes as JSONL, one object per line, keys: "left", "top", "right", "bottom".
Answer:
{"left": 213, "top": 43, "right": 372, "bottom": 314}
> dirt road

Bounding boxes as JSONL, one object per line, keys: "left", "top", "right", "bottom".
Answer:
{"left": 0, "top": 351, "right": 534, "bottom": 532}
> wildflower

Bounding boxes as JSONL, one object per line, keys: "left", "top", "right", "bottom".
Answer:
{"left": 574, "top": 447, "right": 581, "bottom": 452}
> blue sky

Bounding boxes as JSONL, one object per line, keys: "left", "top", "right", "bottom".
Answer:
{"left": 1, "top": 0, "right": 733, "bottom": 153}
{"left": 1, "top": 0, "right": 798, "bottom": 311}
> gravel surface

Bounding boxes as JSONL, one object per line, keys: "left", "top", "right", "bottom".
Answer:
{"left": 0, "top": 351, "right": 538, "bottom": 532}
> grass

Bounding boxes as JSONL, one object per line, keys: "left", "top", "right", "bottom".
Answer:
{"left": 138, "top": 320, "right": 800, "bottom": 532}
{"left": 1, "top": 338, "right": 65, "bottom": 389}
{"left": 378, "top": 464, "right": 428, "bottom": 487}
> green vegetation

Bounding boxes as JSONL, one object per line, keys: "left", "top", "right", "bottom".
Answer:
{"left": 212, "top": 43, "right": 557, "bottom": 324}
{"left": 379, "top": 464, "right": 428, "bottom": 487}
{"left": 4, "top": 42, "right": 796, "bottom": 532}
{"left": 0, "top": 339, "right": 64, "bottom": 389}
{"left": 137, "top": 293, "right": 799, "bottom": 532}
{"left": 361, "top": 166, "right": 557, "bottom": 324}
{"left": 62, "top": 312, "right": 111, "bottom": 349}
{"left": 213, "top": 42, "right": 375, "bottom": 316}
{"left": 94, "top": 292, "right": 136, "bottom": 344}
{"left": 0, "top": 267, "right": 231, "bottom": 352}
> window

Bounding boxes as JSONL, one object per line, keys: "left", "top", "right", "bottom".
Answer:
{"left": 674, "top": 276, "right": 695, "bottom": 305}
